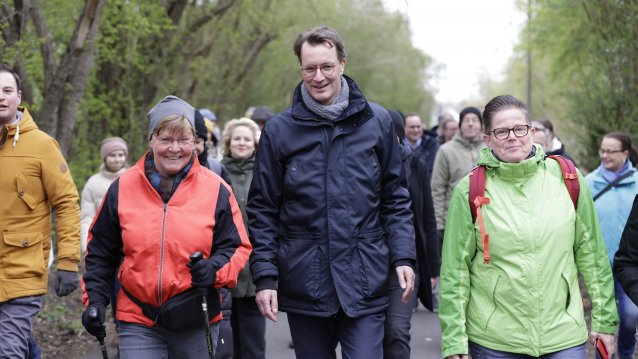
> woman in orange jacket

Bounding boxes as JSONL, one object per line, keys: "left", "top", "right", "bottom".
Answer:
{"left": 81, "top": 96, "right": 251, "bottom": 358}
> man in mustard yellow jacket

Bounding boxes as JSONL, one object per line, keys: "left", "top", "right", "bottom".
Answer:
{"left": 0, "top": 63, "right": 81, "bottom": 358}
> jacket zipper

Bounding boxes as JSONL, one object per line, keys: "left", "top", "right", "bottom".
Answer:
{"left": 323, "top": 123, "right": 338, "bottom": 312}
{"left": 158, "top": 203, "right": 168, "bottom": 307}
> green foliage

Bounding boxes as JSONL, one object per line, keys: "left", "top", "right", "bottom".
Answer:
{"left": 492, "top": 0, "right": 638, "bottom": 171}
{"left": 5, "top": 0, "right": 435, "bottom": 188}
{"left": 242, "top": 0, "right": 434, "bottom": 116}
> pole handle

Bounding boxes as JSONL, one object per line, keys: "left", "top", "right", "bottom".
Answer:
{"left": 189, "top": 251, "right": 203, "bottom": 265}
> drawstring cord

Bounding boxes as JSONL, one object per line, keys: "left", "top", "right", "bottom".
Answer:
{"left": 12, "top": 124, "right": 19, "bottom": 149}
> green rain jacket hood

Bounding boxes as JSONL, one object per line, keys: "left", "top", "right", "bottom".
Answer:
{"left": 439, "top": 145, "right": 617, "bottom": 357}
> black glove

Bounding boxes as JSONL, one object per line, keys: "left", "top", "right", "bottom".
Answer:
{"left": 189, "top": 258, "right": 217, "bottom": 290}
{"left": 54, "top": 270, "right": 78, "bottom": 297}
{"left": 82, "top": 303, "right": 106, "bottom": 339}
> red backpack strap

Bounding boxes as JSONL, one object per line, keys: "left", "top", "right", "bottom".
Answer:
{"left": 469, "top": 166, "right": 486, "bottom": 222}
{"left": 548, "top": 155, "right": 579, "bottom": 209}
{"left": 468, "top": 165, "right": 491, "bottom": 264}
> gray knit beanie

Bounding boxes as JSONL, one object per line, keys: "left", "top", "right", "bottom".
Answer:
{"left": 147, "top": 95, "right": 195, "bottom": 139}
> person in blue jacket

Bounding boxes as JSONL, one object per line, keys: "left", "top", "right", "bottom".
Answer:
{"left": 247, "top": 26, "right": 416, "bottom": 359}
{"left": 586, "top": 131, "right": 638, "bottom": 359}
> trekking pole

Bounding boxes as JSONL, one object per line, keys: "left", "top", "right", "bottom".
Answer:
{"left": 88, "top": 306, "right": 109, "bottom": 359}
{"left": 189, "top": 251, "right": 214, "bottom": 359}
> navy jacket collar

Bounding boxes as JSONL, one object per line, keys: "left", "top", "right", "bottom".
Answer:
{"left": 290, "top": 75, "right": 370, "bottom": 125}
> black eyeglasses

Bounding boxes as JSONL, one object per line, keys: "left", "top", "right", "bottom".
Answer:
{"left": 300, "top": 63, "right": 338, "bottom": 78}
{"left": 491, "top": 125, "right": 530, "bottom": 140}
{"left": 599, "top": 148, "right": 625, "bottom": 156}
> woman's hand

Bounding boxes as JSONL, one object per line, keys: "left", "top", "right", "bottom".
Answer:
{"left": 590, "top": 331, "right": 615, "bottom": 356}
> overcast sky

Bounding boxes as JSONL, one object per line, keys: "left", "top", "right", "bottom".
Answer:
{"left": 383, "top": 0, "right": 527, "bottom": 105}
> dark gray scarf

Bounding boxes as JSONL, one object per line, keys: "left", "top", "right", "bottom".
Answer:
{"left": 300, "top": 77, "right": 349, "bottom": 121}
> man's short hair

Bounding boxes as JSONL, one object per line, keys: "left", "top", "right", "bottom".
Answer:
{"left": 0, "top": 63, "right": 21, "bottom": 92}
{"left": 403, "top": 112, "right": 421, "bottom": 126}
{"left": 293, "top": 26, "right": 347, "bottom": 64}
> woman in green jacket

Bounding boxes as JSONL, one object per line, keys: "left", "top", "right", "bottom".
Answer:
{"left": 439, "top": 95, "right": 618, "bottom": 358}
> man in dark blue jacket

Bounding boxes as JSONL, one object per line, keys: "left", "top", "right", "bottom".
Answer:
{"left": 403, "top": 112, "right": 440, "bottom": 174}
{"left": 247, "top": 26, "right": 416, "bottom": 359}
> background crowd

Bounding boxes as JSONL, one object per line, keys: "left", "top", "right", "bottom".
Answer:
{"left": 1, "top": 21, "right": 638, "bottom": 359}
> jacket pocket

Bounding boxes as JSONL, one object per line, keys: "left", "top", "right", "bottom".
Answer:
{"left": 283, "top": 160, "right": 301, "bottom": 190}
{"left": 16, "top": 172, "right": 40, "bottom": 210}
{"left": 354, "top": 231, "right": 389, "bottom": 298}
{"left": 561, "top": 269, "right": 585, "bottom": 327}
{"left": 368, "top": 152, "right": 381, "bottom": 193}
{"left": 467, "top": 273, "right": 500, "bottom": 330}
{"left": 2, "top": 232, "right": 45, "bottom": 278}
{"left": 277, "top": 233, "right": 319, "bottom": 300}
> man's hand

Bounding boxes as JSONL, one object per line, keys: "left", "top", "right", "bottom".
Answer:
{"left": 54, "top": 270, "right": 78, "bottom": 297}
{"left": 255, "top": 289, "right": 278, "bottom": 322}
{"left": 431, "top": 276, "right": 438, "bottom": 289}
{"left": 446, "top": 355, "right": 468, "bottom": 359}
{"left": 396, "top": 265, "right": 415, "bottom": 303}
{"left": 590, "top": 331, "right": 615, "bottom": 356}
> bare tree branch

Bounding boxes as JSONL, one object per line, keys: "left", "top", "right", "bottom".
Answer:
{"left": 166, "top": 0, "right": 189, "bottom": 25}
{"left": 234, "top": 31, "right": 277, "bottom": 85}
{"left": 29, "top": 0, "right": 56, "bottom": 93}
{"left": 1, "top": 1, "right": 35, "bottom": 104}
{"left": 189, "top": 0, "right": 235, "bottom": 32}
{"left": 36, "top": 0, "right": 106, "bottom": 155}
{"left": 0, "top": 4, "right": 14, "bottom": 39}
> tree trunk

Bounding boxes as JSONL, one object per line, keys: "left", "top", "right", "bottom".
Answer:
{"left": 1, "top": 1, "right": 35, "bottom": 105}
{"left": 30, "top": 0, "right": 106, "bottom": 157}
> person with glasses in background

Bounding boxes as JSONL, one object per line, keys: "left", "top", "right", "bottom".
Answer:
{"left": 81, "top": 95, "right": 252, "bottom": 358}
{"left": 439, "top": 95, "right": 617, "bottom": 359}
{"left": 248, "top": 26, "right": 415, "bottom": 358}
{"left": 531, "top": 120, "right": 549, "bottom": 152}
{"left": 587, "top": 132, "right": 638, "bottom": 359}
{"left": 439, "top": 115, "right": 459, "bottom": 145}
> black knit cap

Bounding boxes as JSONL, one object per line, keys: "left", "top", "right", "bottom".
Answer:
{"left": 194, "top": 109, "right": 208, "bottom": 140}
{"left": 459, "top": 106, "right": 483, "bottom": 126}
{"left": 251, "top": 106, "right": 275, "bottom": 123}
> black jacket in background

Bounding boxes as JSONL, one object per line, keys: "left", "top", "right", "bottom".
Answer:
{"left": 412, "top": 130, "right": 440, "bottom": 176}
{"left": 614, "top": 194, "right": 638, "bottom": 305}
{"left": 406, "top": 151, "right": 440, "bottom": 311}
{"left": 546, "top": 142, "right": 578, "bottom": 168}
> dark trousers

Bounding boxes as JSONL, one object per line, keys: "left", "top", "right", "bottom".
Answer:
{"left": 383, "top": 273, "right": 418, "bottom": 359}
{"left": 287, "top": 309, "right": 385, "bottom": 359}
{"left": 27, "top": 336, "right": 41, "bottom": 359}
{"left": 215, "top": 316, "right": 233, "bottom": 359}
{"left": 231, "top": 297, "right": 265, "bottom": 359}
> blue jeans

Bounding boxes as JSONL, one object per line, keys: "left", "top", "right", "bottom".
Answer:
{"left": 616, "top": 277, "right": 638, "bottom": 359}
{"left": 469, "top": 341, "right": 586, "bottom": 358}
{"left": 287, "top": 310, "right": 385, "bottom": 359}
{"left": 118, "top": 321, "right": 219, "bottom": 359}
